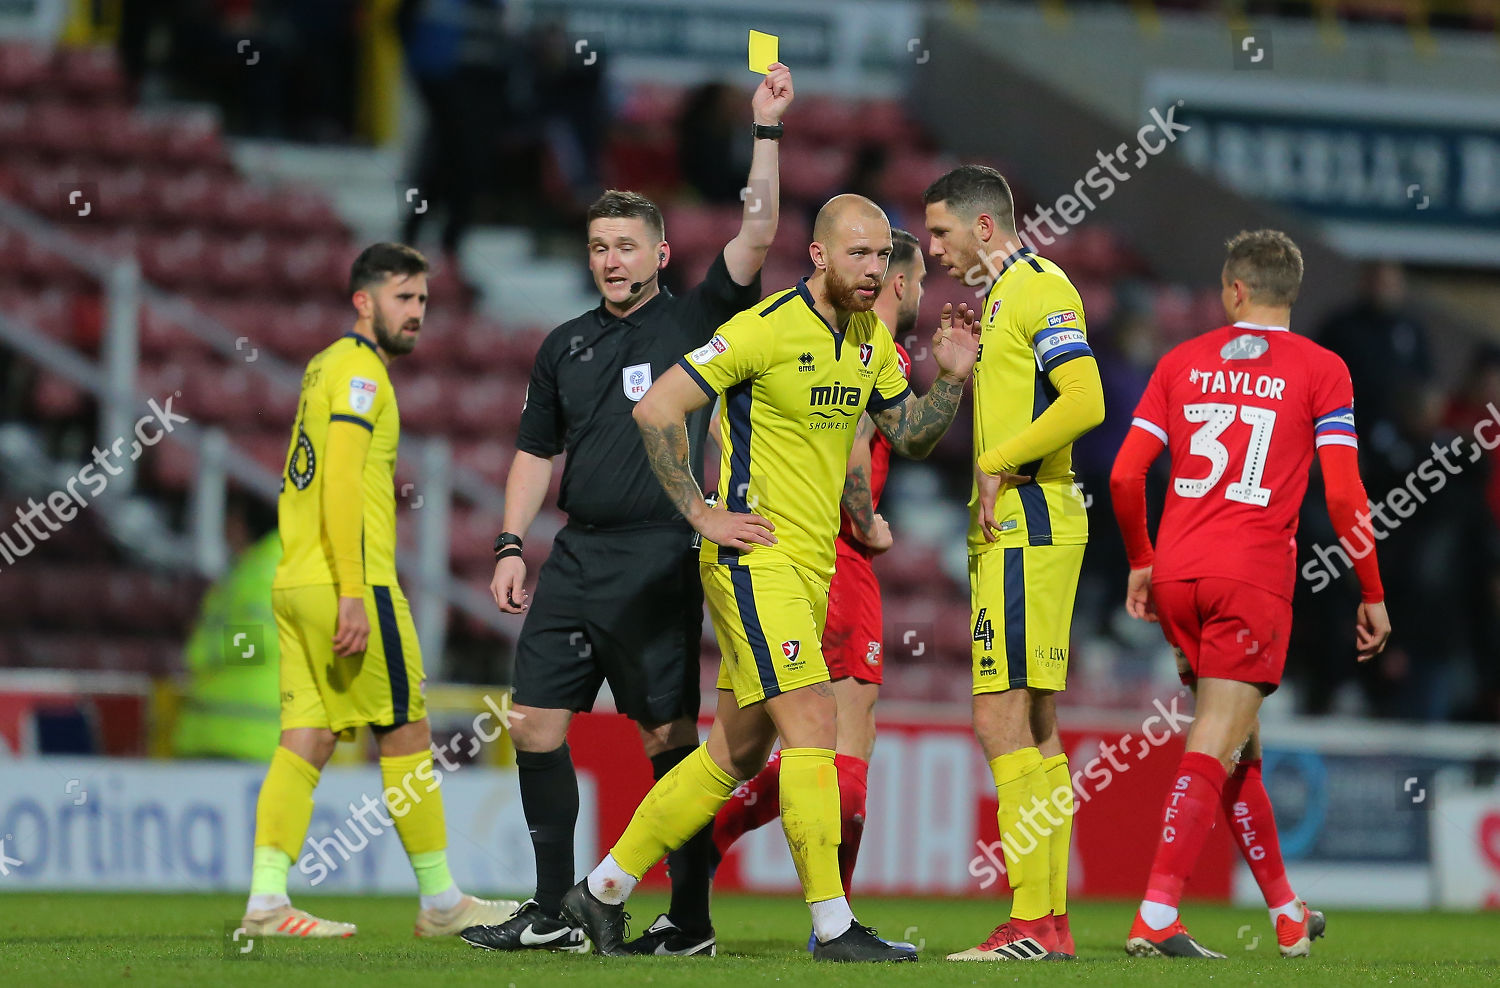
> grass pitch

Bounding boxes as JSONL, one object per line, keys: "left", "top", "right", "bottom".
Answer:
{"left": 2, "top": 892, "right": 1495, "bottom": 986}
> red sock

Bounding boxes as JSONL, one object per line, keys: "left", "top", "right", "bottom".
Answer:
{"left": 712, "top": 750, "right": 782, "bottom": 856}
{"left": 1221, "top": 758, "right": 1296, "bottom": 908}
{"left": 1144, "top": 751, "right": 1228, "bottom": 907}
{"left": 834, "top": 753, "right": 869, "bottom": 899}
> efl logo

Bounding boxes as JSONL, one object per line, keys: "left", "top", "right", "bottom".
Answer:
{"left": 858, "top": 342, "right": 873, "bottom": 367}
{"left": 1046, "top": 310, "right": 1078, "bottom": 328}
{"left": 348, "top": 377, "right": 378, "bottom": 414}
{"left": 781, "top": 640, "right": 801, "bottom": 660}
{"left": 989, "top": 299, "right": 1002, "bottom": 320}
{"left": 711, "top": 334, "right": 729, "bottom": 354}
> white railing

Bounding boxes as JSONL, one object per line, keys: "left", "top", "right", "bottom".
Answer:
{"left": 0, "top": 194, "right": 511, "bottom": 669}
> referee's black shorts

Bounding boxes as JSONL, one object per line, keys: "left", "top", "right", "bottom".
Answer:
{"left": 512, "top": 522, "right": 702, "bottom": 725}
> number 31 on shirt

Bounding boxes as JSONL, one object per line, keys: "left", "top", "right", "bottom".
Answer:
{"left": 1175, "top": 401, "right": 1276, "bottom": 507}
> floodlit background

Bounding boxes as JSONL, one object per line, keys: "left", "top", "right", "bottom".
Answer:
{"left": 1, "top": 0, "right": 1498, "bottom": 911}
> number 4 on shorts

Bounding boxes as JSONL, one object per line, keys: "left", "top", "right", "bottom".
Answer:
{"left": 973, "top": 608, "right": 995, "bottom": 651}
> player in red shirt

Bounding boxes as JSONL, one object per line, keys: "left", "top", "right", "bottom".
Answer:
{"left": 712, "top": 229, "right": 922, "bottom": 915}
{"left": 1109, "top": 230, "right": 1390, "bottom": 959}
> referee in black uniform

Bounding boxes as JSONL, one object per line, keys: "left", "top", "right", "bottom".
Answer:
{"left": 465, "top": 65, "right": 793, "bottom": 957}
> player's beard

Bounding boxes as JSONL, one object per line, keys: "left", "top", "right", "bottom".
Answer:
{"left": 372, "top": 305, "right": 419, "bottom": 355}
{"left": 826, "top": 265, "right": 881, "bottom": 315}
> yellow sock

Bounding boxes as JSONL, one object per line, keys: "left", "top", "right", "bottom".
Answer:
{"left": 990, "top": 746, "right": 1050, "bottom": 921}
{"left": 1042, "top": 752, "right": 1073, "bottom": 918}
{"left": 381, "top": 751, "right": 452, "bottom": 895}
{"left": 778, "top": 747, "right": 843, "bottom": 904}
{"left": 250, "top": 746, "right": 320, "bottom": 895}
{"left": 612, "top": 743, "right": 737, "bottom": 878}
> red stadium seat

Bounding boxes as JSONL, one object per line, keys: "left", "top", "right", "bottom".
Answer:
{"left": 618, "top": 82, "right": 687, "bottom": 129}
{"left": 0, "top": 43, "right": 52, "bottom": 94}
{"left": 191, "top": 363, "right": 269, "bottom": 424}
{"left": 454, "top": 316, "right": 509, "bottom": 371}
{"left": 664, "top": 204, "right": 744, "bottom": 259}
{"left": 54, "top": 46, "right": 128, "bottom": 101}
{"left": 140, "top": 302, "right": 213, "bottom": 360}
{"left": 778, "top": 144, "right": 853, "bottom": 204}
{"left": 32, "top": 370, "right": 89, "bottom": 420}
{"left": 861, "top": 99, "right": 912, "bottom": 142}
{"left": 204, "top": 233, "right": 275, "bottom": 294}
{"left": 497, "top": 326, "right": 549, "bottom": 373}
{"left": 396, "top": 374, "right": 450, "bottom": 433}
{"left": 877, "top": 150, "right": 956, "bottom": 206}
{"left": 455, "top": 438, "right": 514, "bottom": 486}
{"left": 451, "top": 376, "right": 520, "bottom": 436}
{"left": 448, "top": 505, "right": 501, "bottom": 568}
{"left": 243, "top": 428, "right": 290, "bottom": 476}
{"left": 792, "top": 96, "right": 864, "bottom": 147}
{"left": 159, "top": 108, "right": 227, "bottom": 168}
{"left": 146, "top": 432, "right": 198, "bottom": 491}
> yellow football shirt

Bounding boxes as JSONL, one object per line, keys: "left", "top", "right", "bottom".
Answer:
{"left": 273, "top": 333, "right": 400, "bottom": 591}
{"left": 971, "top": 247, "right": 1092, "bottom": 552}
{"left": 679, "top": 281, "right": 911, "bottom": 581}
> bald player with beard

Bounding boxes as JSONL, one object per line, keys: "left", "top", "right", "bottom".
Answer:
{"left": 558, "top": 197, "right": 979, "bottom": 962}
{"left": 710, "top": 229, "right": 924, "bottom": 930}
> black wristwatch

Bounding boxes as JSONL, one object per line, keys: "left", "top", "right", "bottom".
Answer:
{"left": 751, "top": 122, "right": 784, "bottom": 141}
{"left": 493, "top": 532, "right": 524, "bottom": 560}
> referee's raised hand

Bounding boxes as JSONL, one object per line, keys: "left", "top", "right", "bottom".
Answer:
{"left": 690, "top": 503, "right": 777, "bottom": 553}
{"left": 753, "top": 62, "right": 794, "bottom": 125}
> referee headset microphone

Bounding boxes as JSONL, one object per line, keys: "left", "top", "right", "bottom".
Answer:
{"left": 630, "top": 250, "right": 667, "bottom": 295}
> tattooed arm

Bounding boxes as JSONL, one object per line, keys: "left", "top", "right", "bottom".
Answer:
{"left": 841, "top": 414, "right": 892, "bottom": 551}
{"left": 842, "top": 415, "right": 878, "bottom": 535}
{"left": 870, "top": 301, "right": 980, "bottom": 459}
{"left": 633, "top": 365, "right": 776, "bottom": 552}
{"left": 871, "top": 374, "right": 966, "bottom": 459}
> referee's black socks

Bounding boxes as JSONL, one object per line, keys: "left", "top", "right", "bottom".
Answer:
{"left": 516, "top": 742, "right": 579, "bottom": 919}
{"left": 652, "top": 744, "right": 716, "bottom": 938}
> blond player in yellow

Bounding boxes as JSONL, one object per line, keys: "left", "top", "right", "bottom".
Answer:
{"left": 555, "top": 195, "right": 979, "bottom": 962}
{"left": 241, "top": 243, "right": 518, "bottom": 939}
{"left": 923, "top": 166, "right": 1106, "bottom": 961}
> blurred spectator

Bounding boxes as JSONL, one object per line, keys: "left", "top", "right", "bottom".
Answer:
{"left": 1315, "top": 261, "right": 1432, "bottom": 456}
{"left": 120, "top": 0, "right": 359, "bottom": 140}
{"left": 170, "top": 495, "right": 281, "bottom": 761}
{"left": 1357, "top": 386, "right": 1494, "bottom": 721}
{"left": 1442, "top": 344, "right": 1500, "bottom": 723}
{"left": 397, "top": 0, "right": 509, "bottom": 258}
{"left": 1074, "top": 302, "right": 1159, "bottom": 635}
{"left": 677, "top": 81, "right": 749, "bottom": 204}
{"left": 530, "top": 20, "right": 608, "bottom": 211}
{"left": 846, "top": 144, "right": 907, "bottom": 231}
{"left": 1443, "top": 343, "right": 1500, "bottom": 527}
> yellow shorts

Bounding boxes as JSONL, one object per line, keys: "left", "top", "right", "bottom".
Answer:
{"left": 274, "top": 583, "right": 427, "bottom": 735}
{"left": 969, "top": 543, "right": 1085, "bottom": 695}
{"left": 703, "top": 558, "right": 830, "bottom": 707}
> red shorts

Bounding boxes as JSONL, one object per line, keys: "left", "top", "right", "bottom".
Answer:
{"left": 1152, "top": 577, "right": 1292, "bottom": 692}
{"left": 822, "top": 545, "right": 883, "bottom": 684}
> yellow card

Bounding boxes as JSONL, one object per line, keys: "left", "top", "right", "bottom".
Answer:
{"left": 748, "top": 30, "right": 779, "bottom": 74}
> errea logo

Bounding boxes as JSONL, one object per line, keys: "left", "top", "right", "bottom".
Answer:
{"left": 798, "top": 351, "right": 816, "bottom": 373}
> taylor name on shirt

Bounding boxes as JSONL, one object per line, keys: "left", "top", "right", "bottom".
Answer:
{"left": 1186, "top": 368, "right": 1287, "bottom": 401}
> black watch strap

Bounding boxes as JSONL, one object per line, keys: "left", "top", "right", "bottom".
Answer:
{"left": 493, "top": 532, "right": 524, "bottom": 559}
{"left": 751, "top": 122, "right": 784, "bottom": 141}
